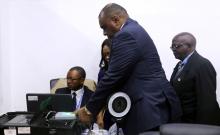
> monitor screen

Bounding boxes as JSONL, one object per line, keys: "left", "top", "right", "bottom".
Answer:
{"left": 26, "top": 93, "right": 74, "bottom": 113}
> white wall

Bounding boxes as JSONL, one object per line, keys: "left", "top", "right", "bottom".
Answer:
{"left": 0, "top": 0, "right": 220, "bottom": 114}
{"left": 0, "top": 0, "right": 12, "bottom": 113}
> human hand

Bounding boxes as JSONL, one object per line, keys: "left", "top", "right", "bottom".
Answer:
{"left": 76, "top": 107, "right": 93, "bottom": 125}
{"left": 96, "top": 115, "right": 104, "bottom": 129}
{"left": 96, "top": 109, "right": 105, "bottom": 129}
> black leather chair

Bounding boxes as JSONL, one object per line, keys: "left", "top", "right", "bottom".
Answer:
{"left": 139, "top": 131, "right": 160, "bottom": 135}
{"left": 50, "top": 78, "right": 96, "bottom": 93}
{"left": 139, "top": 124, "right": 220, "bottom": 135}
{"left": 160, "top": 123, "right": 220, "bottom": 135}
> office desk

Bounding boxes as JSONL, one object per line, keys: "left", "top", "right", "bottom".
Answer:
{"left": 0, "top": 112, "right": 85, "bottom": 135}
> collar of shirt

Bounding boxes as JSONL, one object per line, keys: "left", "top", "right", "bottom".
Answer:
{"left": 120, "top": 23, "right": 125, "bottom": 30}
{"left": 71, "top": 87, "right": 84, "bottom": 109}
{"left": 181, "top": 51, "right": 195, "bottom": 65}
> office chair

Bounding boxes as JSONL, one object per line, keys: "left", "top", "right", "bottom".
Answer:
{"left": 160, "top": 123, "right": 220, "bottom": 135}
{"left": 139, "top": 123, "right": 220, "bottom": 135}
{"left": 139, "top": 131, "right": 159, "bottom": 135}
{"left": 50, "top": 78, "right": 96, "bottom": 93}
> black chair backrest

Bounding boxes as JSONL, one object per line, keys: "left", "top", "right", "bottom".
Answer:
{"left": 139, "top": 131, "right": 160, "bottom": 135}
{"left": 160, "top": 123, "right": 220, "bottom": 135}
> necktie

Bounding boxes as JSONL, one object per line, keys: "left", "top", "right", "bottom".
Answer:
{"left": 175, "top": 62, "right": 184, "bottom": 78}
{"left": 72, "top": 92, "right": 76, "bottom": 111}
{"left": 178, "top": 62, "right": 184, "bottom": 71}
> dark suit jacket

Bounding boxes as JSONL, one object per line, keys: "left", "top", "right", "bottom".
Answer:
{"left": 55, "top": 86, "right": 94, "bottom": 110}
{"left": 170, "top": 51, "right": 220, "bottom": 125}
{"left": 98, "top": 68, "right": 106, "bottom": 83}
{"left": 87, "top": 18, "right": 182, "bottom": 134}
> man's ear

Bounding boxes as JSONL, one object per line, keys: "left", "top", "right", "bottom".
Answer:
{"left": 80, "top": 78, "right": 85, "bottom": 85}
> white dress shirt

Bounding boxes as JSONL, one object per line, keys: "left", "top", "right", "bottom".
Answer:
{"left": 71, "top": 87, "right": 84, "bottom": 110}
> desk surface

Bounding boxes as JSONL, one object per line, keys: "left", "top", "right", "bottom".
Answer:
{"left": 0, "top": 112, "right": 84, "bottom": 135}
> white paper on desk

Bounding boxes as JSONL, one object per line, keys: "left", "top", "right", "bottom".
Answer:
{"left": 18, "top": 127, "right": 31, "bottom": 134}
{"left": 4, "top": 129, "right": 16, "bottom": 135}
{"left": 81, "top": 124, "right": 108, "bottom": 135}
{"left": 91, "top": 129, "right": 108, "bottom": 135}
{"left": 82, "top": 129, "right": 108, "bottom": 135}
{"left": 109, "top": 123, "right": 124, "bottom": 135}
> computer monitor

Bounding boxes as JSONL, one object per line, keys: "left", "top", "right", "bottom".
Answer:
{"left": 26, "top": 93, "right": 74, "bottom": 113}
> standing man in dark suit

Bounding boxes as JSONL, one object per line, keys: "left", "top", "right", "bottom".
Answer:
{"left": 170, "top": 32, "right": 220, "bottom": 125}
{"left": 55, "top": 66, "right": 94, "bottom": 111}
{"left": 76, "top": 3, "right": 182, "bottom": 134}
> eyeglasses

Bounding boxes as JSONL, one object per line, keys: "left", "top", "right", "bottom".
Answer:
{"left": 66, "top": 77, "right": 82, "bottom": 81}
{"left": 170, "top": 43, "right": 185, "bottom": 50}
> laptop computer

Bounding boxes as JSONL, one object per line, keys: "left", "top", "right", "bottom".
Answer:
{"left": 26, "top": 93, "right": 74, "bottom": 113}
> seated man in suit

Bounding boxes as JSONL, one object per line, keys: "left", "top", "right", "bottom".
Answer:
{"left": 56, "top": 66, "right": 104, "bottom": 128}
{"left": 55, "top": 66, "right": 94, "bottom": 111}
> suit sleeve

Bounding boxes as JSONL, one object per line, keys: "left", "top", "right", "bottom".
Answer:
{"left": 86, "top": 32, "right": 140, "bottom": 116}
{"left": 195, "top": 60, "right": 218, "bottom": 121}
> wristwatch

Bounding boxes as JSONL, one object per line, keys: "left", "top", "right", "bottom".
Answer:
{"left": 84, "top": 107, "right": 92, "bottom": 115}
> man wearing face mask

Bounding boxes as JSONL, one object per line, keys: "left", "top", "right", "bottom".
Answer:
{"left": 170, "top": 32, "right": 220, "bottom": 125}
{"left": 76, "top": 3, "right": 182, "bottom": 135}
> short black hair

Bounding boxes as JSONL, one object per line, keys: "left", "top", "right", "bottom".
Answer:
{"left": 69, "top": 66, "right": 86, "bottom": 79}
{"left": 174, "top": 32, "right": 197, "bottom": 47}
{"left": 99, "top": 3, "right": 128, "bottom": 18}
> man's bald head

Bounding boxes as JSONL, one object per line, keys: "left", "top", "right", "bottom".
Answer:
{"left": 98, "top": 3, "right": 129, "bottom": 38}
{"left": 99, "top": 3, "right": 128, "bottom": 20}
{"left": 171, "top": 32, "right": 197, "bottom": 60}
{"left": 173, "top": 32, "right": 197, "bottom": 50}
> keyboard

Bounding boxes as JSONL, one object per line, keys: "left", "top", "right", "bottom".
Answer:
{"left": 5, "top": 114, "right": 33, "bottom": 126}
